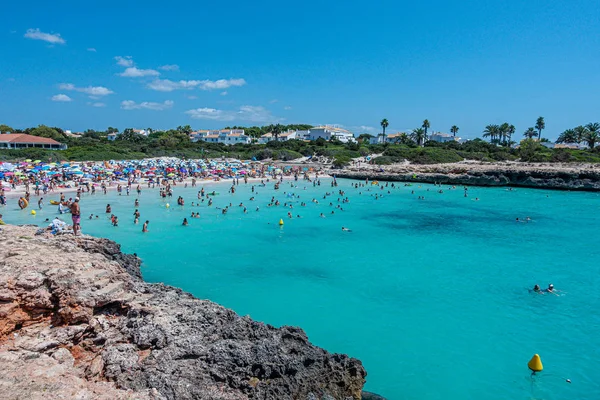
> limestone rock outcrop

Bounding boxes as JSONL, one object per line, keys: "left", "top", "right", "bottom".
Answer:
{"left": 0, "top": 225, "right": 366, "bottom": 400}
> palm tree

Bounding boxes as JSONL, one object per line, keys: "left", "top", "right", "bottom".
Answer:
{"left": 535, "top": 117, "right": 545, "bottom": 140}
{"left": 272, "top": 123, "right": 283, "bottom": 141}
{"left": 450, "top": 125, "right": 459, "bottom": 137}
{"left": 422, "top": 119, "right": 430, "bottom": 141}
{"left": 483, "top": 124, "right": 499, "bottom": 143}
{"left": 396, "top": 132, "right": 412, "bottom": 145}
{"left": 584, "top": 130, "right": 599, "bottom": 149}
{"left": 380, "top": 119, "right": 389, "bottom": 143}
{"left": 584, "top": 123, "right": 600, "bottom": 149}
{"left": 507, "top": 124, "right": 515, "bottom": 146}
{"left": 523, "top": 127, "right": 537, "bottom": 139}
{"left": 556, "top": 129, "right": 578, "bottom": 144}
{"left": 573, "top": 125, "right": 588, "bottom": 143}
{"left": 499, "top": 123, "right": 510, "bottom": 145}
{"left": 411, "top": 127, "right": 426, "bottom": 146}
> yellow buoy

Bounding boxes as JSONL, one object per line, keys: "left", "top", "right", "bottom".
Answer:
{"left": 528, "top": 354, "right": 543, "bottom": 372}
{"left": 279, "top": 219, "right": 284, "bottom": 226}
{"left": 30, "top": 210, "right": 36, "bottom": 215}
{"left": 166, "top": 203, "right": 170, "bottom": 208}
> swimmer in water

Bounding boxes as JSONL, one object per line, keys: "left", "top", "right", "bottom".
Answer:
{"left": 142, "top": 220, "right": 149, "bottom": 232}
{"left": 182, "top": 218, "right": 188, "bottom": 226}
{"left": 342, "top": 227, "right": 352, "bottom": 232}
{"left": 545, "top": 283, "right": 559, "bottom": 295}
{"left": 532, "top": 284, "right": 542, "bottom": 293}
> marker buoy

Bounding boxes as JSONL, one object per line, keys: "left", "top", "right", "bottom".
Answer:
{"left": 279, "top": 219, "right": 284, "bottom": 226}
{"left": 30, "top": 210, "right": 36, "bottom": 215}
{"left": 166, "top": 203, "right": 170, "bottom": 208}
{"left": 528, "top": 354, "right": 543, "bottom": 372}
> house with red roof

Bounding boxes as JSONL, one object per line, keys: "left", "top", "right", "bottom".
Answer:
{"left": 0, "top": 133, "right": 67, "bottom": 150}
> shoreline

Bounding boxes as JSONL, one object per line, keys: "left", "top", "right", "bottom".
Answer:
{"left": 331, "top": 161, "right": 600, "bottom": 191}
{"left": 2, "top": 173, "right": 331, "bottom": 200}
{"left": 0, "top": 224, "right": 368, "bottom": 399}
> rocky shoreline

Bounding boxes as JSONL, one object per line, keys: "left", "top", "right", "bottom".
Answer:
{"left": 0, "top": 225, "right": 368, "bottom": 400}
{"left": 331, "top": 161, "right": 600, "bottom": 191}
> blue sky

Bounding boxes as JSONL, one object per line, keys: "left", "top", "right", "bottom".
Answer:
{"left": 1, "top": 0, "right": 599, "bottom": 140}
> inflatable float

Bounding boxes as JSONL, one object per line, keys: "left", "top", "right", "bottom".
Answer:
{"left": 18, "top": 198, "right": 29, "bottom": 209}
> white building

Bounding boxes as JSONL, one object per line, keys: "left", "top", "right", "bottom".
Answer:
{"left": 279, "top": 130, "right": 298, "bottom": 141}
{"left": 305, "top": 126, "right": 356, "bottom": 143}
{"left": 258, "top": 133, "right": 273, "bottom": 144}
{"left": 190, "top": 129, "right": 250, "bottom": 145}
{"left": 369, "top": 134, "right": 385, "bottom": 145}
{"left": 429, "top": 132, "right": 460, "bottom": 143}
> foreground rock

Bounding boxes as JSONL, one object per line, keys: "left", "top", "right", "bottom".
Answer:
{"left": 333, "top": 161, "right": 600, "bottom": 191}
{"left": 0, "top": 225, "right": 366, "bottom": 400}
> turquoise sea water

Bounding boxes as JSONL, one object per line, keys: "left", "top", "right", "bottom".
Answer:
{"left": 3, "top": 178, "right": 600, "bottom": 399}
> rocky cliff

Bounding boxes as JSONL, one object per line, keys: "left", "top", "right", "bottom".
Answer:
{"left": 0, "top": 225, "right": 366, "bottom": 400}
{"left": 332, "top": 162, "right": 600, "bottom": 191}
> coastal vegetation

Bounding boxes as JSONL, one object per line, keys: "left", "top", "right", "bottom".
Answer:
{"left": 2, "top": 121, "right": 600, "bottom": 165}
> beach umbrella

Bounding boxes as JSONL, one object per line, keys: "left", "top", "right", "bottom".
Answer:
{"left": 25, "top": 159, "right": 32, "bottom": 162}
{"left": 167, "top": 173, "right": 175, "bottom": 177}
{"left": 33, "top": 160, "right": 41, "bottom": 164}
{"left": 4, "top": 172, "right": 14, "bottom": 176}
{"left": 114, "top": 171, "right": 122, "bottom": 175}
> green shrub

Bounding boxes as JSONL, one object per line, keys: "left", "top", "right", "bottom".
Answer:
{"left": 332, "top": 155, "right": 352, "bottom": 168}
{"left": 372, "top": 156, "right": 394, "bottom": 165}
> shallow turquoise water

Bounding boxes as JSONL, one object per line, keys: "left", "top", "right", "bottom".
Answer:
{"left": 3, "top": 179, "right": 600, "bottom": 399}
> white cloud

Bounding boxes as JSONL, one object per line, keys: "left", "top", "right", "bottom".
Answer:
{"left": 51, "top": 94, "right": 72, "bottom": 102}
{"left": 24, "top": 28, "right": 65, "bottom": 44}
{"left": 358, "top": 125, "right": 377, "bottom": 133}
{"left": 185, "top": 105, "right": 280, "bottom": 123}
{"left": 114, "top": 56, "right": 134, "bottom": 67}
{"left": 87, "top": 48, "right": 97, "bottom": 52}
{"left": 121, "top": 100, "right": 174, "bottom": 111}
{"left": 186, "top": 95, "right": 198, "bottom": 100}
{"left": 91, "top": 102, "right": 106, "bottom": 107}
{"left": 119, "top": 67, "right": 160, "bottom": 78}
{"left": 284, "top": 106, "right": 292, "bottom": 110}
{"left": 269, "top": 99, "right": 278, "bottom": 104}
{"left": 147, "top": 78, "right": 246, "bottom": 92}
{"left": 159, "top": 64, "right": 179, "bottom": 71}
{"left": 59, "top": 83, "right": 114, "bottom": 97}
{"left": 220, "top": 91, "right": 228, "bottom": 96}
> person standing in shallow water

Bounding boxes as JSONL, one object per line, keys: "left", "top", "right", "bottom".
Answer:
{"left": 70, "top": 197, "right": 81, "bottom": 236}
{"left": 142, "top": 220, "right": 149, "bottom": 232}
